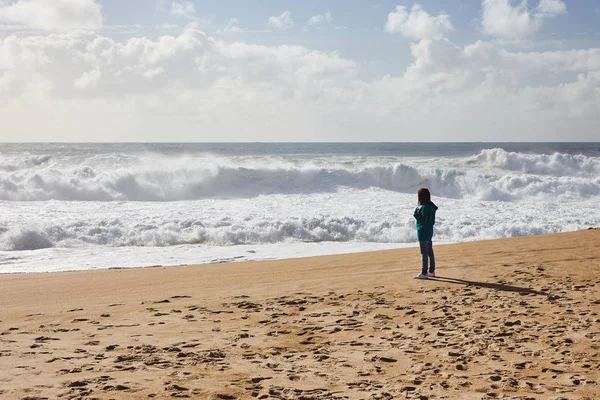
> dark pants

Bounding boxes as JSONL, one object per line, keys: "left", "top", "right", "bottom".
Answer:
{"left": 419, "top": 240, "right": 435, "bottom": 275}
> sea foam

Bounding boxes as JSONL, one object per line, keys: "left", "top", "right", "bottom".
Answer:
{"left": 1, "top": 144, "right": 598, "bottom": 272}
{"left": 0, "top": 149, "right": 598, "bottom": 201}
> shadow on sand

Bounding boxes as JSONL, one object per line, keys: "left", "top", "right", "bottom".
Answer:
{"left": 430, "top": 276, "right": 550, "bottom": 297}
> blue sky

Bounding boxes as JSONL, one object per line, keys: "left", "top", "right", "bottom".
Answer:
{"left": 101, "top": 0, "right": 599, "bottom": 77}
{"left": 0, "top": 0, "right": 599, "bottom": 141}
{"left": 103, "top": 1, "right": 599, "bottom": 32}
{"left": 104, "top": 1, "right": 600, "bottom": 41}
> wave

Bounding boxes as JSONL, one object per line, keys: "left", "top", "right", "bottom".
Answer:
{"left": 2, "top": 210, "right": 591, "bottom": 251}
{"left": 0, "top": 216, "right": 417, "bottom": 251}
{"left": 0, "top": 151, "right": 598, "bottom": 201}
{"left": 0, "top": 200, "right": 600, "bottom": 251}
{"left": 0, "top": 155, "right": 53, "bottom": 172}
{"left": 468, "top": 148, "right": 600, "bottom": 177}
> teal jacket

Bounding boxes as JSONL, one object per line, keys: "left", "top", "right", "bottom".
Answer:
{"left": 414, "top": 202, "right": 438, "bottom": 241}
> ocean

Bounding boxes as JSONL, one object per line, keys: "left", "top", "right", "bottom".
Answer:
{"left": 1, "top": 142, "right": 599, "bottom": 273}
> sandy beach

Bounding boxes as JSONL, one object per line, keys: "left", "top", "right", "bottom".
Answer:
{"left": 0, "top": 230, "right": 598, "bottom": 400}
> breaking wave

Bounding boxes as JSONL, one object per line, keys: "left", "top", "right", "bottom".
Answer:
{"left": 468, "top": 148, "right": 600, "bottom": 177}
{"left": 0, "top": 150, "right": 599, "bottom": 201}
{"left": 1, "top": 209, "right": 590, "bottom": 251}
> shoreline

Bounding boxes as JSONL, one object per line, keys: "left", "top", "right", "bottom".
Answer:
{"left": 0, "top": 229, "right": 598, "bottom": 399}
{"left": 2, "top": 228, "right": 596, "bottom": 276}
{"left": 0, "top": 241, "right": 414, "bottom": 275}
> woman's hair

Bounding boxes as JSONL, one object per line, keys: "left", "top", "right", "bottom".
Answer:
{"left": 418, "top": 188, "right": 431, "bottom": 204}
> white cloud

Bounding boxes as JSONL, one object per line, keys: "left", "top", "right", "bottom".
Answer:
{"left": 366, "top": 36, "right": 600, "bottom": 129}
{"left": 481, "top": 0, "right": 537, "bottom": 39}
{"left": 536, "top": 0, "right": 567, "bottom": 17}
{"left": 307, "top": 11, "right": 332, "bottom": 26}
{"left": 0, "top": 26, "right": 598, "bottom": 141}
{"left": 222, "top": 17, "right": 244, "bottom": 33}
{"left": 73, "top": 68, "right": 101, "bottom": 89}
{"left": 481, "top": 0, "right": 567, "bottom": 39}
{"left": 170, "top": 0, "right": 195, "bottom": 19}
{"left": 0, "top": 28, "right": 363, "bottom": 141}
{"left": 268, "top": 11, "right": 293, "bottom": 30}
{"left": 0, "top": 0, "right": 102, "bottom": 31}
{"left": 385, "top": 3, "right": 453, "bottom": 40}
{"left": 0, "top": 29, "right": 358, "bottom": 101}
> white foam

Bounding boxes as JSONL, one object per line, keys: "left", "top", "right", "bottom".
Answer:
{"left": 0, "top": 150, "right": 599, "bottom": 201}
{"left": 0, "top": 190, "right": 598, "bottom": 253}
{"left": 1, "top": 148, "right": 599, "bottom": 273}
{"left": 0, "top": 242, "right": 411, "bottom": 274}
{"left": 469, "top": 148, "right": 600, "bottom": 177}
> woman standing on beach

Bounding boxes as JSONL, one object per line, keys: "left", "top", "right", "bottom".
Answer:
{"left": 413, "top": 188, "right": 438, "bottom": 280}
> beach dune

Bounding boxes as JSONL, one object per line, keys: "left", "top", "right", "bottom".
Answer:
{"left": 1, "top": 230, "right": 599, "bottom": 399}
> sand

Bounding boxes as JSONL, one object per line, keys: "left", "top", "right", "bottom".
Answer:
{"left": 0, "top": 229, "right": 599, "bottom": 400}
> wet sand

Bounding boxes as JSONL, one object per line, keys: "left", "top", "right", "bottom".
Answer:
{"left": 0, "top": 229, "right": 599, "bottom": 399}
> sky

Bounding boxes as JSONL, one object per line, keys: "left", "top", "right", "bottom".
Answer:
{"left": 0, "top": 0, "right": 599, "bottom": 142}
